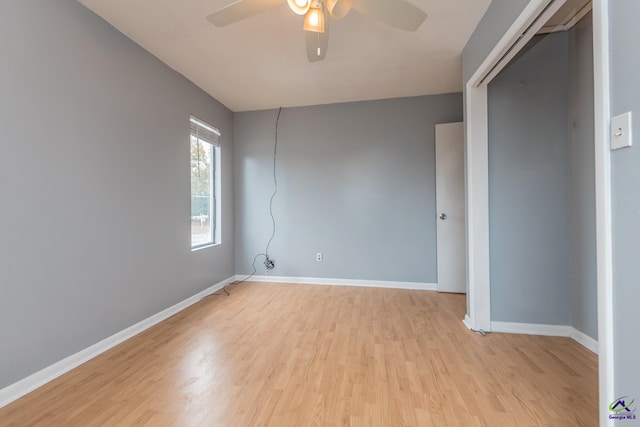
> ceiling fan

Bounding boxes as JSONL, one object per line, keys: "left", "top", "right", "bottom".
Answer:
{"left": 207, "top": 0, "right": 427, "bottom": 62}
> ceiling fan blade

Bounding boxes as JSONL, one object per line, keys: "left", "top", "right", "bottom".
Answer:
{"left": 207, "top": 0, "right": 285, "bottom": 27}
{"left": 351, "top": 0, "right": 427, "bottom": 31}
{"left": 327, "top": 0, "right": 352, "bottom": 20}
{"left": 305, "top": 14, "right": 329, "bottom": 62}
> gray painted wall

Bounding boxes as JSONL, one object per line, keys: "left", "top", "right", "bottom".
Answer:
{"left": 462, "top": 0, "right": 530, "bottom": 83}
{"left": 488, "top": 33, "right": 572, "bottom": 325}
{"left": 234, "top": 95, "right": 462, "bottom": 283}
{"left": 0, "top": 0, "right": 234, "bottom": 389}
{"left": 568, "top": 14, "right": 598, "bottom": 340}
{"left": 609, "top": 0, "right": 640, "bottom": 406}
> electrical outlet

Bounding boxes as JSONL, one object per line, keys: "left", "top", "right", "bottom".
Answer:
{"left": 264, "top": 256, "right": 275, "bottom": 270}
{"left": 316, "top": 252, "right": 323, "bottom": 262}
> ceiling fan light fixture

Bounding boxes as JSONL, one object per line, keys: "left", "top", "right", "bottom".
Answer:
{"left": 303, "top": 4, "right": 325, "bottom": 33}
{"left": 326, "top": 0, "right": 352, "bottom": 20}
{"left": 287, "top": 0, "right": 311, "bottom": 16}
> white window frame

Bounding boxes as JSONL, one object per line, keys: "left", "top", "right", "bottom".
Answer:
{"left": 190, "top": 116, "right": 221, "bottom": 250}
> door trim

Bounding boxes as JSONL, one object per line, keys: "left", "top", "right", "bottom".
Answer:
{"left": 593, "top": 0, "right": 615, "bottom": 424}
{"left": 464, "top": 0, "right": 558, "bottom": 333}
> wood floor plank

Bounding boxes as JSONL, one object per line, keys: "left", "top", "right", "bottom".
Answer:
{"left": 0, "top": 282, "right": 598, "bottom": 426}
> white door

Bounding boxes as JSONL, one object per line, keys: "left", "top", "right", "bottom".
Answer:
{"left": 435, "top": 122, "right": 466, "bottom": 293}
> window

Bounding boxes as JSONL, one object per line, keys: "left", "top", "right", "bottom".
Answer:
{"left": 190, "top": 116, "right": 221, "bottom": 249}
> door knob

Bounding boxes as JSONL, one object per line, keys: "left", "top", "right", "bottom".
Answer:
{"left": 439, "top": 213, "right": 447, "bottom": 220}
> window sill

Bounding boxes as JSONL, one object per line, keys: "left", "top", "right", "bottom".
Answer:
{"left": 191, "top": 242, "right": 221, "bottom": 252}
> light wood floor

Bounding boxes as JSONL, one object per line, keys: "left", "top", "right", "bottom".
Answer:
{"left": 0, "top": 282, "right": 598, "bottom": 426}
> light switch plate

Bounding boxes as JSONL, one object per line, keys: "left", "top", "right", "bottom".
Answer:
{"left": 611, "top": 111, "right": 633, "bottom": 150}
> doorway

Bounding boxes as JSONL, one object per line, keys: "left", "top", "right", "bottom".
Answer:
{"left": 463, "top": 0, "right": 612, "bottom": 423}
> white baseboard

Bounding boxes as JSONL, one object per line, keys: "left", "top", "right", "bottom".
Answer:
{"left": 236, "top": 275, "right": 438, "bottom": 291}
{"left": 491, "top": 321, "right": 573, "bottom": 337}
{"left": 570, "top": 328, "right": 599, "bottom": 354}
{"left": 0, "top": 276, "right": 234, "bottom": 409}
{"left": 490, "top": 321, "right": 598, "bottom": 354}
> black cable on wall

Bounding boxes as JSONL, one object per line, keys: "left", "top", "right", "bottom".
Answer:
{"left": 210, "top": 107, "right": 282, "bottom": 297}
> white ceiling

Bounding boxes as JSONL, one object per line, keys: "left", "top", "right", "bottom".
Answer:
{"left": 78, "top": 0, "right": 492, "bottom": 112}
